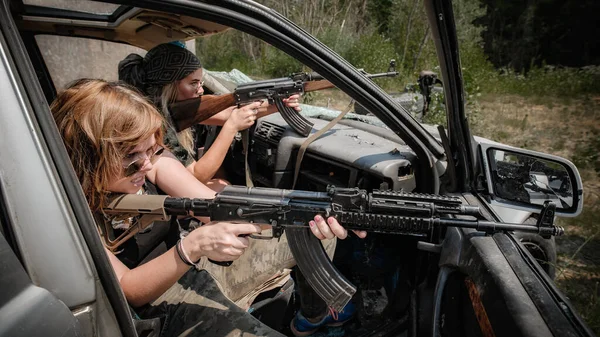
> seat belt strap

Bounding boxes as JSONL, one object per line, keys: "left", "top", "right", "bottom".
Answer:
{"left": 292, "top": 101, "right": 354, "bottom": 189}
{"left": 242, "top": 129, "right": 254, "bottom": 187}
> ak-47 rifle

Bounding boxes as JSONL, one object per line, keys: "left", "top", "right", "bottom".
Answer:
{"left": 102, "top": 185, "right": 562, "bottom": 312}
{"left": 170, "top": 61, "right": 400, "bottom": 136}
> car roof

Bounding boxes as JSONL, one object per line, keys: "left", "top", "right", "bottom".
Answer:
{"left": 16, "top": 2, "right": 229, "bottom": 49}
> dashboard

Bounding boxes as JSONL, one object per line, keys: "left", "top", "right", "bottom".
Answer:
{"left": 227, "top": 114, "right": 418, "bottom": 193}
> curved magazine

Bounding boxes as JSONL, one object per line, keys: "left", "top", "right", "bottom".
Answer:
{"left": 285, "top": 227, "right": 356, "bottom": 312}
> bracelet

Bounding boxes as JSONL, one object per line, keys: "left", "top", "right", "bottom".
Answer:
{"left": 180, "top": 236, "right": 200, "bottom": 265}
{"left": 176, "top": 237, "right": 201, "bottom": 268}
{"left": 175, "top": 239, "right": 193, "bottom": 266}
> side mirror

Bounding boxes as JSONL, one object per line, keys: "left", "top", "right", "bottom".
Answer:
{"left": 479, "top": 143, "right": 583, "bottom": 217}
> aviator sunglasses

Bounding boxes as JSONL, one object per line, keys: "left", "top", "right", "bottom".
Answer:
{"left": 123, "top": 145, "right": 165, "bottom": 177}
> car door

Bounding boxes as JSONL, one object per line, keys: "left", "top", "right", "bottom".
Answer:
{"left": 0, "top": 217, "right": 80, "bottom": 336}
{"left": 0, "top": 21, "right": 81, "bottom": 337}
{"left": 0, "top": 0, "right": 139, "bottom": 336}
{"left": 423, "top": 1, "right": 595, "bottom": 336}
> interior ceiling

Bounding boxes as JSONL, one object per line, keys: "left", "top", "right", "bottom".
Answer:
{"left": 17, "top": 8, "right": 231, "bottom": 50}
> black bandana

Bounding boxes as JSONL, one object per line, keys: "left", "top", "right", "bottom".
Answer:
{"left": 118, "top": 42, "right": 202, "bottom": 95}
{"left": 144, "top": 43, "right": 201, "bottom": 87}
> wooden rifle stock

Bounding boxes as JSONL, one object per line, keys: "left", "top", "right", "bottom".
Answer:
{"left": 171, "top": 94, "right": 236, "bottom": 132}
{"left": 302, "top": 79, "right": 336, "bottom": 92}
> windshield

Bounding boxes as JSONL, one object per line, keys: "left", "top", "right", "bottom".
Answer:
{"left": 195, "top": 1, "right": 446, "bottom": 132}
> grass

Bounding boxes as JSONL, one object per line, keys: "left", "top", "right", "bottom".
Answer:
{"left": 555, "top": 192, "right": 600, "bottom": 333}
{"left": 473, "top": 94, "right": 600, "bottom": 334}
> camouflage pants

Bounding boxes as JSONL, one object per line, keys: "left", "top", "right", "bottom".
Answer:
{"left": 139, "top": 233, "right": 336, "bottom": 337}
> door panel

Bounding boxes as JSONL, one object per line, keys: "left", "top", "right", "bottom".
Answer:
{"left": 0, "top": 231, "right": 81, "bottom": 337}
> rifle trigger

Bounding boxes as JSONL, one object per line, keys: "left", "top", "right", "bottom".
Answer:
{"left": 249, "top": 222, "right": 280, "bottom": 240}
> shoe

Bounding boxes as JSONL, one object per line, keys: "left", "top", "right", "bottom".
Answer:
{"left": 290, "top": 301, "right": 355, "bottom": 336}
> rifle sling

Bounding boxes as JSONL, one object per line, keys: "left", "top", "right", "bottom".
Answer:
{"left": 291, "top": 101, "right": 354, "bottom": 189}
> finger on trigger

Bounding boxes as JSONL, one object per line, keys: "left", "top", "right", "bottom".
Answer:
{"left": 233, "top": 223, "right": 262, "bottom": 236}
{"left": 234, "top": 236, "right": 250, "bottom": 249}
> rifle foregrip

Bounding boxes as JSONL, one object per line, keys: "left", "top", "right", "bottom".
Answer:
{"left": 274, "top": 99, "right": 313, "bottom": 137}
{"left": 285, "top": 227, "right": 356, "bottom": 312}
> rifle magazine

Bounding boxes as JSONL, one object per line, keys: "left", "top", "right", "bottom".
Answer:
{"left": 274, "top": 99, "right": 313, "bottom": 137}
{"left": 285, "top": 227, "right": 356, "bottom": 312}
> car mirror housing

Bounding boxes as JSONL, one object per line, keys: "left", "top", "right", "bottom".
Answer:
{"left": 479, "top": 143, "right": 583, "bottom": 217}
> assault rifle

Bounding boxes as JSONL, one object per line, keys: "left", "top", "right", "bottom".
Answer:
{"left": 102, "top": 185, "right": 562, "bottom": 312}
{"left": 170, "top": 61, "right": 400, "bottom": 136}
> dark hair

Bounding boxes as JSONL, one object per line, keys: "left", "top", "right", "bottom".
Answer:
{"left": 118, "top": 42, "right": 202, "bottom": 96}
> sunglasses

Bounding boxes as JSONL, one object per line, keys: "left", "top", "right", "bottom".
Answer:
{"left": 123, "top": 145, "right": 165, "bottom": 177}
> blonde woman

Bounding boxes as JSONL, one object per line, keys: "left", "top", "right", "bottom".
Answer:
{"left": 118, "top": 42, "right": 301, "bottom": 191}
{"left": 52, "top": 79, "right": 362, "bottom": 337}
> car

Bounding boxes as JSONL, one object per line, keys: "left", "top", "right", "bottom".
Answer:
{"left": 0, "top": 0, "right": 594, "bottom": 336}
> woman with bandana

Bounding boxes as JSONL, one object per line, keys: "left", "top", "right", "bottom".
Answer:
{"left": 118, "top": 42, "right": 301, "bottom": 191}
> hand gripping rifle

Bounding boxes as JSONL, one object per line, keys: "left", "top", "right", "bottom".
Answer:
{"left": 170, "top": 61, "right": 400, "bottom": 136}
{"left": 102, "top": 185, "right": 562, "bottom": 312}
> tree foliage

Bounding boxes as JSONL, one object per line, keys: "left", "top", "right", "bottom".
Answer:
{"left": 475, "top": 0, "right": 600, "bottom": 72}
{"left": 195, "top": 0, "right": 598, "bottom": 98}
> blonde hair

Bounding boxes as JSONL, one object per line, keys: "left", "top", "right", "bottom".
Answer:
{"left": 52, "top": 79, "right": 165, "bottom": 211}
{"left": 160, "top": 81, "right": 195, "bottom": 156}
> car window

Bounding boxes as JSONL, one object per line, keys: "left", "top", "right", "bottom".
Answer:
{"left": 196, "top": 30, "right": 412, "bottom": 132}
{"left": 36, "top": 33, "right": 384, "bottom": 130}
{"left": 36, "top": 35, "right": 145, "bottom": 90}
{"left": 196, "top": 10, "right": 445, "bottom": 130}
{"left": 452, "top": 1, "right": 599, "bottom": 331}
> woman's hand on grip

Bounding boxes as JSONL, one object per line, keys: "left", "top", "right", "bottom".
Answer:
{"left": 224, "top": 101, "right": 262, "bottom": 132}
{"left": 185, "top": 221, "right": 262, "bottom": 262}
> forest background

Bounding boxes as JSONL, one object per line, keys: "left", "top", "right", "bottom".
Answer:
{"left": 194, "top": 0, "right": 600, "bottom": 333}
